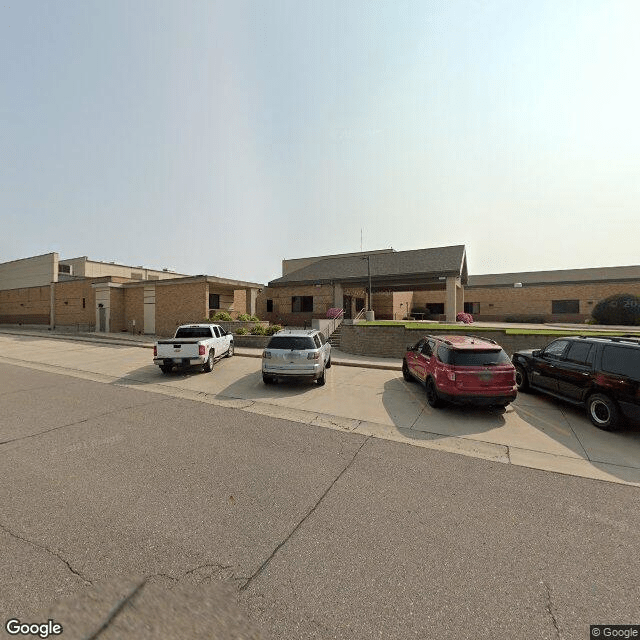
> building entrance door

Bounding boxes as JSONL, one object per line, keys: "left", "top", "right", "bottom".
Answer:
{"left": 143, "top": 286, "right": 156, "bottom": 334}
{"left": 98, "top": 307, "right": 106, "bottom": 332}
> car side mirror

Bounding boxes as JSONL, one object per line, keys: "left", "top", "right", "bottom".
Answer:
{"left": 407, "top": 345, "right": 415, "bottom": 351}
{"left": 532, "top": 349, "right": 542, "bottom": 357}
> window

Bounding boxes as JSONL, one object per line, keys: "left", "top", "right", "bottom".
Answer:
{"left": 175, "top": 327, "right": 214, "bottom": 339}
{"left": 437, "top": 346, "right": 451, "bottom": 363}
{"left": 212, "top": 326, "right": 221, "bottom": 338}
{"left": 267, "top": 336, "right": 316, "bottom": 350}
{"left": 313, "top": 335, "right": 322, "bottom": 348}
{"left": 464, "top": 302, "right": 480, "bottom": 314}
{"left": 565, "top": 342, "right": 593, "bottom": 365}
{"left": 552, "top": 300, "right": 579, "bottom": 314}
{"left": 601, "top": 346, "right": 640, "bottom": 380}
{"left": 58, "top": 264, "right": 71, "bottom": 274}
{"left": 451, "top": 349, "right": 510, "bottom": 366}
{"left": 131, "top": 271, "right": 145, "bottom": 280}
{"left": 426, "top": 303, "right": 444, "bottom": 314}
{"left": 292, "top": 296, "right": 313, "bottom": 312}
{"left": 82, "top": 298, "right": 86, "bottom": 309}
{"left": 209, "top": 293, "right": 220, "bottom": 309}
{"left": 266, "top": 299, "right": 273, "bottom": 313}
{"left": 544, "top": 340, "right": 570, "bottom": 358}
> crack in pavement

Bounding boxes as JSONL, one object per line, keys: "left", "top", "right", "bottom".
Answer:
{"left": 559, "top": 407, "right": 591, "bottom": 462}
{"left": 541, "top": 580, "right": 561, "bottom": 639}
{"left": 83, "top": 579, "right": 147, "bottom": 640}
{"left": 239, "top": 435, "right": 372, "bottom": 593}
{"left": 0, "top": 398, "right": 172, "bottom": 448}
{"left": 0, "top": 522, "right": 92, "bottom": 585}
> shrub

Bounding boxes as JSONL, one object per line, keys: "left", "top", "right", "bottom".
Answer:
{"left": 456, "top": 312, "right": 474, "bottom": 324}
{"left": 213, "top": 311, "right": 233, "bottom": 321}
{"left": 250, "top": 325, "right": 266, "bottom": 335}
{"left": 235, "top": 327, "right": 248, "bottom": 335}
{"left": 237, "top": 313, "right": 251, "bottom": 322}
{"left": 591, "top": 294, "right": 640, "bottom": 325}
{"left": 249, "top": 314, "right": 260, "bottom": 322}
{"left": 265, "top": 324, "right": 282, "bottom": 336}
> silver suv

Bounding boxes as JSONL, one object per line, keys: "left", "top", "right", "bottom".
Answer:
{"left": 262, "top": 329, "right": 332, "bottom": 385}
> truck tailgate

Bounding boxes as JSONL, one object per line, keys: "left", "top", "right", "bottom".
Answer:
{"left": 156, "top": 340, "right": 202, "bottom": 358}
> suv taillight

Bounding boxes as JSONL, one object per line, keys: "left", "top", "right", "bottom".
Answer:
{"left": 308, "top": 352, "right": 320, "bottom": 360}
{"left": 263, "top": 350, "right": 271, "bottom": 359}
{"left": 199, "top": 345, "right": 206, "bottom": 356}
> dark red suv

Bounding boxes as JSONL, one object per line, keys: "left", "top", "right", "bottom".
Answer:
{"left": 403, "top": 335, "right": 517, "bottom": 408}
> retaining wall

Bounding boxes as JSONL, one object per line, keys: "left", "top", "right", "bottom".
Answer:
{"left": 339, "top": 324, "right": 598, "bottom": 358}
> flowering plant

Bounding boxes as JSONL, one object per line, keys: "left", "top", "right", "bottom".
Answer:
{"left": 456, "top": 312, "right": 474, "bottom": 324}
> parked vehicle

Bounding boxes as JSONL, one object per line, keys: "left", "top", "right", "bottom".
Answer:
{"left": 512, "top": 335, "right": 640, "bottom": 430}
{"left": 403, "top": 334, "right": 517, "bottom": 408}
{"left": 262, "top": 329, "right": 331, "bottom": 385}
{"left": 153, "top": 324, "right": 233, "bottom": 374}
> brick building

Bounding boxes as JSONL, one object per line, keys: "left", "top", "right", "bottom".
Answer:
{"left": 258, "top": 246, "right": 640, "bottom": 325}
{"left": 0, "top": 253, "right": 263, "bottom": 336}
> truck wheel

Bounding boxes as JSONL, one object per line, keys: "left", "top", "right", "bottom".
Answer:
{"left": 426, "top": 378, "right": 443, "bottom": 408}
{"left": 263, "top": 374, "right": 273, "bottom": 385}
{"left": 587, "top": 393, "right": 621, "bottom": 431}
{"left": 316, "top": 368, "right": 326, "bottom": 386}
{"left": 159, "top": 365, "right": 172, "bottom": 374}
{"left": 325, "top": 355, "right": 332, "bottom": 368}
{"left": 515, "top": 365, "right": 529, "bottom": 392}
{"left": 226, "top": 341, "right": 234, "bottom": 358}
{"left": 203, "top": 350, "right": 215, "bottom": 372}
{"left": 402, "top": 360, "right": 413, "bottom": 382}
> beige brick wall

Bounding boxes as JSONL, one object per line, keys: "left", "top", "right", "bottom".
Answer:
{"left": 124, "top": 287, "right": 145, "bottom": 333}
{"left": 155, "top": 282, "right": 208, "bottom": 336}
{"left": 257, "top": 284, "right": 335, "bottom": 325}
{"left": 465, "top": 281, "right": 640, "bottom": 321}
{"left": 0, "top": 285, "right": 50, "bottom": 324}
{"left": 54, "top": 280, "right": 96, "bottom": 327}
{"left": 234, "top": 289, "right": 247, "bottom": 317}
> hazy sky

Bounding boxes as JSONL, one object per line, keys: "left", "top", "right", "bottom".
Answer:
{"left": 1, "top": 0, "right": 638, "bottom": 284}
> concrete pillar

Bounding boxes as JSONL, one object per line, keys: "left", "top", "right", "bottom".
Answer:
{"left": 456, "top": 280, "right": 464, "bottom": 316}
{"left": 49, "top": 282, "right": 55, "bottom": 328}
{"left": 445, "top": 276, "right": 458, "bottom": 322}
{"left": 246, "top": 288, "right": 258, "bottom": 316}
{"left": 333, "top": 283, "right": 343, "bottom": 309}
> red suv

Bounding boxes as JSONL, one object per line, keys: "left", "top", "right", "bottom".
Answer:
{"left": 403, "top": 335, "right": 517, "bottom": 408}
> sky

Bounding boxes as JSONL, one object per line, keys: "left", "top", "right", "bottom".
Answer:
{"left": 1, "top": 0, "right": 639, "bottom": 284}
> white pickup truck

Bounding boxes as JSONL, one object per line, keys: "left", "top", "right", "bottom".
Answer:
{"left": 153, "top": 324, "right": 233, "bottom": 374}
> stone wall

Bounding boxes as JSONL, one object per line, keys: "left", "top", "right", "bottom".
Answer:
{"left": 339, "top": 324, "right": 606, "bottom": 359}
{"left": 155, "top": 282, "right": 208, "bottom": 336}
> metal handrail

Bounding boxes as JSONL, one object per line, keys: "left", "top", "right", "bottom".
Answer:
{"left": 353, "top": 307, "right": 367, "bottom": 323}
{"left": 325, "top": 308, "right": 344, "bottom": 336}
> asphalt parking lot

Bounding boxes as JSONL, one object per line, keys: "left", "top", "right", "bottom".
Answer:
{"left": 1, "top": 332, "right": 639, "bottom": 487}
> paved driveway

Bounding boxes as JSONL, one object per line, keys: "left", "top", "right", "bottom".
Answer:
{"left": 1, "top": 333, "right": 639, "bottom": 487}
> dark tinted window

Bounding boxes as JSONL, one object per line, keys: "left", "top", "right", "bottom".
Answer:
{"left": 313, "top": 335, "right": 322, "bottom": 348}
{"left": 552, "top": 299, "right": 579, "bottom": 314}
{"left": 175, "top": 327, "right": 213, "bottom": 339}
{"left": 209, "top": 293, "right": 220, "bottom": 309}
{"left": 292, "top": 296, "right": 313, "bottom": 312}
{"left": 451, "top": 349, "right": 511, "bottom": 366}
{"left": 437, "top": 346, "right": 451, "bottom": 363}
{"left": 267, "top": 336, "right": 316, "bottom": 350}
{"left": 266, "top": 299, "right": 273, "bottom": 312}
{"left": 565, "top": 342, "right": 593, "bottom": 365}
{"left": 212, "top": 326, "right": 220, "bottom": 338}
{"left": 544, "top": 340, "right": 570, "bottom": 358}
{"left": 601, "top": 346, "right": 640, "bottom": 380}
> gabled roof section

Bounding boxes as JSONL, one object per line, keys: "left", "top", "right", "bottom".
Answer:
{"left": 268, "top": 245, "right": 467, "bottom": 287}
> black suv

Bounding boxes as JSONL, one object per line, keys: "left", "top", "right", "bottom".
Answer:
{"left": 512, "top": 336, "right": 640, "bottom": 430}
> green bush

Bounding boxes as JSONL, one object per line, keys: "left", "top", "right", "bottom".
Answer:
{"left": 237, "top": 313, "right": 251, "bottom": 321}
{"left": 212, "top": 311, "right": 233, "bottom": 321}
{"left": 249, "top": 314, "right": 260, "bottom": 322}
{"left": 250, "top": 325, "right": 266, "bottom": 335}
{"left": 235, "top": 327, "right": 248, "bottom": 335}
{"left": 591, "top": 294, "right": 640, "bottom": 325}
{"left": 265, "top": 324, "right": 282, "bottom": 336}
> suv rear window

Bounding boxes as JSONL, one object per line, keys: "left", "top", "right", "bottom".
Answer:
{"left": 267, "top": 336, "right": 317, "bottom": 350}
{"left": 450, "top": 349, "right": 511, "bottom": 366}
{"left": 175, "top": 327, "right": 213, "bottom": 338}
{"left": 601, "top": 345, "right": 640, "bottom": 380}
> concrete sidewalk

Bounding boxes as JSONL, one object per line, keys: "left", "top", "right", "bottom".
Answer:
{"left": 0, "top": 327, "right": 402, "bottom": 371}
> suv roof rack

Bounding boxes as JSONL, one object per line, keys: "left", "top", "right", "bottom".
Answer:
{"left": 578, "top": 335, "right": 640, "bottom": 344}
